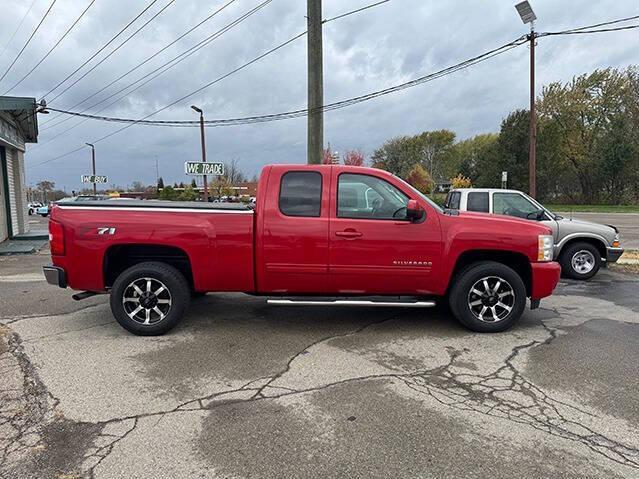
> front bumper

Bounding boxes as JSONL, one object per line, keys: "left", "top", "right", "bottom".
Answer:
{"left": 530, "top": 261, "right": 561, "bottom": 300}
{"left": 606, "top": 247, "right": 624, "bottom": 263}
{"left": 43, "top": 266, "right": 67, "bottom": 288}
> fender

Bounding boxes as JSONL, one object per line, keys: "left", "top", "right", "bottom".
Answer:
{"left": 554, "top": 232, "right": 608, "bottom": 257}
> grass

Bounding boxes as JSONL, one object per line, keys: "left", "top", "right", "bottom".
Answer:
{"left": 545, "top": 204, "right": 639, "bottom": 213}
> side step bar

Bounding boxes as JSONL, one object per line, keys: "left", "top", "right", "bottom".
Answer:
{"left": 267, "top": 299, "right": 436, "bottom": 308}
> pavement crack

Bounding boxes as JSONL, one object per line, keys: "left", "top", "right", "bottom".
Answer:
{"left": 393, "top": 321, "right": 639, "bottom": 470}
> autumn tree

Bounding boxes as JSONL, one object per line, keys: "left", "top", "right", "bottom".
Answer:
{"left": 406, "top": 164, "right": 433, "bottom": 194}
{"left": 343, "top": 150, "right": 365, "bottom": 166}
{"left": 451, "top": 174, "right": 472, "bottom": 189}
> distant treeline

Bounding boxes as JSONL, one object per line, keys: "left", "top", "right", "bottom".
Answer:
{"left": 371, "top": 67, "right": 639, "bottom": 205}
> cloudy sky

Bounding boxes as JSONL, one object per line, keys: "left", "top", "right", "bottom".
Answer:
{"left": 0, "top": 0, "right": 637, "bottom": 190}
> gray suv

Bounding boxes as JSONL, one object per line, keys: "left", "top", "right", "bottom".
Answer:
{"left": 445, "top": 189, "right": 623, "bottom": 280}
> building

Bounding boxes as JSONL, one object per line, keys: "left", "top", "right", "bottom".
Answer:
{"left": 0, "top": 96, "right": 39, "bottom": 243}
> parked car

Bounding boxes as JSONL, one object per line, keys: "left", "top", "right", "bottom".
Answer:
{"left": 36, "top": 204, "right": 51, "bottom": 217}
{"left": 43, "top": 165, "right": 560, "bottom": 336}
{"left": 444, "top": 188, "right": 623, "bottom": 280}
{"left": 27, "top": 202, "right": 43, "bottom": 215}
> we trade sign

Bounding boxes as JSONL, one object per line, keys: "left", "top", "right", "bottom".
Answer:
{"left": 184, "top": 162, "right": 224, "bottom": 176}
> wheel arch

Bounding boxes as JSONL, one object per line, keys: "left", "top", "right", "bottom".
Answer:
{"left": 448, "top": 250, "right": 532, "bottom": 297}
{"left": 557, "top": 235, "right": 607, "bottom": 260}
{"left": 103, "top": 244, "right": 194, "bottom": 289}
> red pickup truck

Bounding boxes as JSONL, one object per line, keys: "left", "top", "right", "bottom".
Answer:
{"left": 43, "top": 165, "right": 560, "bottom": 335}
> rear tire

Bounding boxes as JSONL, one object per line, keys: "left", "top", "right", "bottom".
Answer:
{"left": 110, "top": 262, "right": 190, "bottom": 336}
{"left": 560, "top": 242, "right": 600, "bottom": 280}
{"left": 449, "top": 261, "right": 527, "bottom": 333}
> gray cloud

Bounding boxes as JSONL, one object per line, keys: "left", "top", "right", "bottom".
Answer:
{"left": 0, "top": 0, "right": 636, "bottom": 189}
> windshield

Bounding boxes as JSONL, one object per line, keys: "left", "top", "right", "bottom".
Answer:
{"left": 521, "top": 192, "right": 557, "bottom": 220}
{"left": 392, "top": 174, "right": 443, "bottom": 213}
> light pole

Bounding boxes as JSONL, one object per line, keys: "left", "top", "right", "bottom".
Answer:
{"left": 515, "top": 1, "right": 538, "bottom": 198}
{"left": 191, "top": 105, "right": 208, "bottom": 201}
{"left": 85, "top": 142, "right": 97, "bottom": 196}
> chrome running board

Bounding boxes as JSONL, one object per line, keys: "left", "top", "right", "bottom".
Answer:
{"left": 267, "top": 299, "right": 436, "bottom": 308}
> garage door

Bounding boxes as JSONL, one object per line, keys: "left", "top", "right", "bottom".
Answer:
{"left": 5, "top": 148, "right": 18, "bottom": 237}
{"left": 0, "top": 149, "right": 7, "bottom": 242}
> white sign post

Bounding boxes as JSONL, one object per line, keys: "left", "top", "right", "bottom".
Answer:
{"left": 501, "top": 171, "right": 508, "bottom": 189}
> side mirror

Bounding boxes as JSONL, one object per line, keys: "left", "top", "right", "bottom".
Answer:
{"left": 406, "top": 199, "right": 424, "bottom": 222}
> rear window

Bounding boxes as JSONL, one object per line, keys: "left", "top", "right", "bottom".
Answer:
{"left": 445, "top": 191, "right": 461, "bottom": 209}
{"left": 467, "top": 192, "right": 489, "bottom": 213}
{"left": 279, "top": 171, "right": 322, "bottom": 217}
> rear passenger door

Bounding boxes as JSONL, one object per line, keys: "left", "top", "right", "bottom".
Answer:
{"left": 258, "top": 168, "right": 331, "bottom": 293}
{"left": 466, "top": 191, "right": 489, "bottom": 213}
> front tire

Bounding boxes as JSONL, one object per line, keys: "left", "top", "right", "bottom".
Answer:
{"left": 560, "top": 242, "right": 600, "bottom": 280}
{"left": 110, "top": 262, "right": 190, "bottom": 336}
{"left": 449, "top": 261, "right": 527, "bottom": 333}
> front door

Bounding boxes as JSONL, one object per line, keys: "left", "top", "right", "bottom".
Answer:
{"left": 329, "top": 170, "right": 442, "bottom": 295}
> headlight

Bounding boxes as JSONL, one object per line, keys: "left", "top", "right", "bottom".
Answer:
{"left": 538, "top": 235, "right": 553, "bottom": 261}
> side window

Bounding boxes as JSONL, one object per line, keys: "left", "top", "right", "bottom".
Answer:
{"left": 279, "top": 171, "right": 322, "bottom": 217}
{"left": 493, "top": 193, "right": 540, "bottom": 219}
{"left": 445, "top": 191, "right": 461, "bottom": 209}
{"left": 338, "top": 173, "right": 409, "bottom": 220}
{"left": 467, "top": 192, "right": 489, "bottom": 213}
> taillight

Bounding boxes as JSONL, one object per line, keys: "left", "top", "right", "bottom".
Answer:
{"left": 49, "top": 220, "right": 65, "bottom": 256}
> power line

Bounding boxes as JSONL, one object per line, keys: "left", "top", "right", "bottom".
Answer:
{"left": 45, "top": 35, "right": 527, "bottom": 128}
{"left": 46, "top": 0, "right": 177, "bottom": 105}
{"left": 0, "top": 0, "right": 58, "bottom": 85}
{"left": 37, "top": 0, "right": 274, "bottom": 135}
{"left": 539, "top": 23, "right": 639, "bottom": 37}
{"left": 549, "top": 13, "right": 639, "bottom": 34}
{"left": 33, "top": 0, "right": 394, "bottom": 165}
{"left": 0, "top": 0, "right": 39, "bottom": 64}
{"left": 3, "top": 0, "right": 97, "bottom": 95}
{"left": 34, "top": 34, "right": 524, "bottom": 167}
{"left": 39, "top": 0, "right": 244, "bottom": 129}
{"left": 41, "top": 0, "right": 238, "bottom": 121}
{"left": 322, "top": 0, "right": 390, "bottom": 24}
{"left": 38, "top": 0, "right": 161, "bottom": 101}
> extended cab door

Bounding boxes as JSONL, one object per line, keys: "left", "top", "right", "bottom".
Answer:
{"left": 328, "top": 169, "right": 442, "bottom": 295}
{"left": 256, "top": 166, "right": 331, "bottom": 293}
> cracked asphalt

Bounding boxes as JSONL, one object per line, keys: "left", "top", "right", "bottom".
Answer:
{"left": 1, "top": 248, "right": 638, "bottom": 478}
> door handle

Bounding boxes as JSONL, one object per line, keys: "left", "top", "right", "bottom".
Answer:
{"left": 335, "top": 230, "right": 362, "bottom": 239}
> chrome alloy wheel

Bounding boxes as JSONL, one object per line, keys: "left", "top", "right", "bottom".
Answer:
{"left": 467, "top": 276, "right": 515, "bottom": 323}
{"left": 571, "top": 250, "right": 596, "bottom": 275}
{"left": 122, "top": 277, "right": 172, "bottom": 325}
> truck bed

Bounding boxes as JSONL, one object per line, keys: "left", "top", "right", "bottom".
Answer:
{"left": 50, "top": 199, "right": 255, "bottom": 293}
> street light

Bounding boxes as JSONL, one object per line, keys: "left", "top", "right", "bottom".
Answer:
{"left": 191, "top": 105, "right": 208, "bottom": 201}
{"left": 85, "top": 143, "right": 97, "bottom": 196}
{"left": 515, "top": 0, "right": 538, "bottom": 198}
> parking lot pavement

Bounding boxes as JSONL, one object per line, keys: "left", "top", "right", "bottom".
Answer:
{"left": 1, "top": 255, "right": 638, "bottom": 478}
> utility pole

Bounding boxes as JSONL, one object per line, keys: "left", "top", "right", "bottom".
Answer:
{"left": 515, "top": 1, "right": 538, "bottom": 198}
{"left": 307, "top": 0, "right": 323, "bottom": 164}
{"left": 528, "top": 26, "right": 537, "bottom": 199}
{"left": 191, "top": 105, "right": 208, "bottom": 201}
{"left": 86, "top": 143, "right": 96, "bottom": 195}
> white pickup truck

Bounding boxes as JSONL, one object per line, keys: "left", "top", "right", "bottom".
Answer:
{"left": 444, "top": 188, "right": 623, "bottom": 280}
